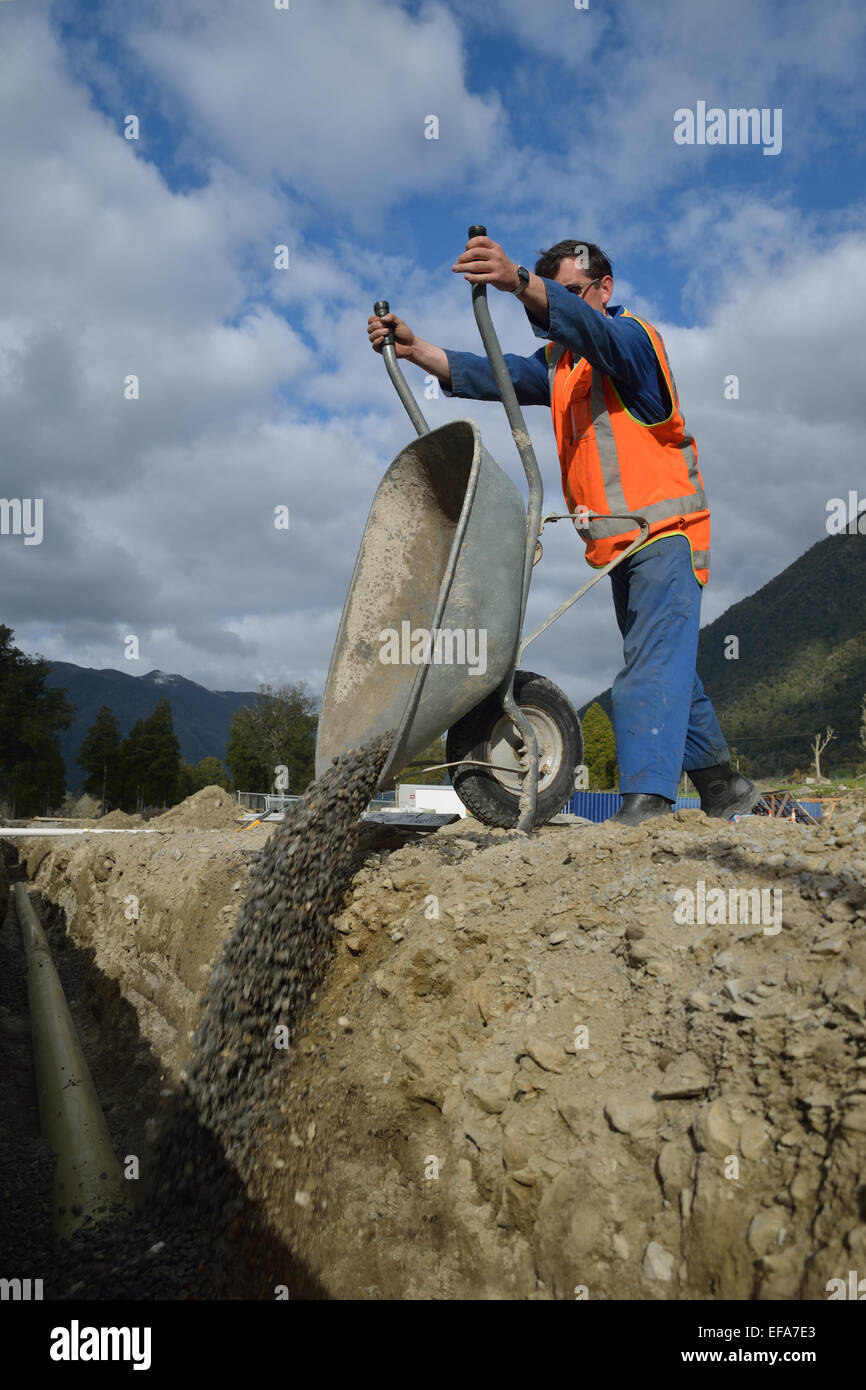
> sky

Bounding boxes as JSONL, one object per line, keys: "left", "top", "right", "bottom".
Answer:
{"left": 2, "top": 0, "right": 865, "bottom": 718}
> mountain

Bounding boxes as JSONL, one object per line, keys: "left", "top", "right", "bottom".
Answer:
{"left": 44, "top": 664, "right": 261, "bottom": 792}
{"left": 579, "top": 532, "right": 866, "bottom": 778}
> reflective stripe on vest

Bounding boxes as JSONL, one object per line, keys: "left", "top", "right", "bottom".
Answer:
{"left": 546, "top": 341, "right": 566, "bottom": 397}
{"left": 544, "top": 315, "right": 710, "bottom": 581}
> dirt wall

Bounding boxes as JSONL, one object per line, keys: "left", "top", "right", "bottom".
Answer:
{"left": 7, "top": 801, "right": 866, "bottom": 1300}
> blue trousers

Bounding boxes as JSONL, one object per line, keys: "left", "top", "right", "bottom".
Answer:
{"left": 608, "top": 534, "right": 729, "bottom": 802}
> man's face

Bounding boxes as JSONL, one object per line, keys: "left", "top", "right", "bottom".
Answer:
{"left": 553, "top": 257, "right": 613, "bottom": 315}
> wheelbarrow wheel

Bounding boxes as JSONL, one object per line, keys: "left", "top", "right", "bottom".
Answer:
{"left": 446, "top": 670, "right": 583, "bottom": 829}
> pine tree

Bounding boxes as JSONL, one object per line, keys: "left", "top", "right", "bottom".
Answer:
{"left": 581, "top": 702, "right": 618, "bottom": 790}
{"left": 117, "top": 699, "right": 181, "bottom": 811}
{"left": 143, "top": 698, "right": 182, "bottom": 807}
{"left": 118, "top": 717, "right": 149, "bottom": 813}
{"left": 77, "top": 706, "right": 122, "bottom": 813}
{"left": 0, "top": 625, "right": 74, "bottom": 816}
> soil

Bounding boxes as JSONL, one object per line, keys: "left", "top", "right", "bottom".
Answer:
{"left": 4, "top": 794, "right": 866, "bottom": 1300}
{"left": 150, "top": 785, "right": 242, "bottom": 831}
{"left": 98, "top": 809, "right": 145, "bottom": 828}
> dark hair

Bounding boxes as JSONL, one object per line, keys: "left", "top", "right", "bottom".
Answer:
{"left": 534, "top": 239, "right": 613, "bottom": 283}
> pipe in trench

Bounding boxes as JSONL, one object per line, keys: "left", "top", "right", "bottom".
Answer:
{"left": 14, "top": 881, "right": 130, "bottom": 1239}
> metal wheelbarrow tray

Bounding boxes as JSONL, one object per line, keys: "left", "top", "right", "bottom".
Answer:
{"left": 315, "top": 418, "right": 525, "bottom": 788}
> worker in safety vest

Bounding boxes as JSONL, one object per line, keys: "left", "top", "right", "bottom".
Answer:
{"left": 367, "top": 234, "right": 759, "bottom": 826}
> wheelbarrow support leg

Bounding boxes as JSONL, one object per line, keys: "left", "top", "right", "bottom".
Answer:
{"left": 499, "top": 681, "right": 539, "bottom": 833}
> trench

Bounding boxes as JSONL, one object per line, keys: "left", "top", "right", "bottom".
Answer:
{"left": 0, "top": 839, "right": 330, "bottom": 1299}
{"left": 0, "top": 735, "right": 437, "bottom": 1300}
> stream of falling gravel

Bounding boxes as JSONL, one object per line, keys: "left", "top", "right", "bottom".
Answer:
{"left": 43, "top": 732, "right": 392, "bottom": 1299}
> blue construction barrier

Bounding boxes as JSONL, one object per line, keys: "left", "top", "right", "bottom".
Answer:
{"left": 562, "top": 792, "right": 701, "bottom": 822}
{"left": 561, "top": 791, "right": 823, "bottom": 823}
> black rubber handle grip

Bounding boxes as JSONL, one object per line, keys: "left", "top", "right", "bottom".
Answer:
{"left": 374, "top": 300, "right": 395, "bottom": 347}
{"left": 468, "top": 225, "right": 487, "bottom": 238}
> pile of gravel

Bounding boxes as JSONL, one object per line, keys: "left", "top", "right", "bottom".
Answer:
{"left": 35, "top": 733, "right": 392, "bottom": 1299}
{"left": 152, "top": 785, "right": 240, "bottom": 831}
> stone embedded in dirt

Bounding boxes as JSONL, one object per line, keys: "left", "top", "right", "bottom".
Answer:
{"left": 747, "top": 1209, "right": 787, "bottom": 1257}
{"left": 642, "top": 1240, "right": 675, "bottom": 1281}
{"left": 657, "top": 1138, "right": 695, "bottom": 1201}
{"left": 501, "top": 1122, "right": 533, "bottom": 1169}
{"left": 728, "top": 1002, "right": 757, "bottom": 1019}
{"left": 739, "top": 1115, "right": 770, "bottom": 1158}
{"left": 811, "top": 936, "right": 845, "bottom": 955}
{"left": 692, "top": 1099, "right": 740, "bottom": 1158}
{"left": 469, "top": 1075, "right": 512, "bottom": 1115}
{"left": 686, "top": 990, "right": 713, "bottom": 1011}
{"left": 653, "top": 1051, "right": 711, "bottom": 1099}
{"left": 839, "top": 1096, "right": 866, "bottom": 1133}
{"left": 525, "top": 1038, "right": 565, "bottom": 1073}
{"left": 604, "top": 1090, "right": 656, "bottom": 1134}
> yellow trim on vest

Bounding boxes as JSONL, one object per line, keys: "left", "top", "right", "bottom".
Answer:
{"left": 607, "top": 309, "right": 676, "bottom": 427}
{"left": 584, "top": 529, "right": 707, "bottom": 586}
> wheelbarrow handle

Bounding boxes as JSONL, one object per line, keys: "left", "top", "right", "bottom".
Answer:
{"left": 372, "top": 299, "right": 429, "bottom": 438}
{"left": 466, "top": 224, "right": 543, "bottom": 634}
{"left": 373, "top": 300, "right": 395, "bottom": 347}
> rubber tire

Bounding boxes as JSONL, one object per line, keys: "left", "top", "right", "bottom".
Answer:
{"left": 445, "top": 670, "right": 583, "bottom": 829}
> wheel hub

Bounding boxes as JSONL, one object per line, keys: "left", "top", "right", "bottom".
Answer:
{"left": 486, "top": 704, "right": 564, "bottom": 795}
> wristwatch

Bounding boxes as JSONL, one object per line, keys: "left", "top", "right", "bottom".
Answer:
{"left": 512, "top": 265, "right": 530, "bottom": 296}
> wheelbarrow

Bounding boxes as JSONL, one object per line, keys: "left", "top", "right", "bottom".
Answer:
{"left": 315, "top": 225, "right": 650, "bottom": 831}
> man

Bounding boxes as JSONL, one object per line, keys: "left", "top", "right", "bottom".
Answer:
{"left": 367, "top": 234, "right": 758, "bottom": 826}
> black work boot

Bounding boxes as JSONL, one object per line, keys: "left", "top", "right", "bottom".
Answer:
{"left": 610, "top": 793, "right": 674, "bottom": 826}
{"left": 688, "top": 762, "right": 759, "bottom": 819}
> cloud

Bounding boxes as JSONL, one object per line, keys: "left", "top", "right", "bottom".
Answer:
{"left": 109, "top": 0, "right": 507, "bottom": 225}
{"left": 1, "top": 0, "right": 864, "bottom": 746}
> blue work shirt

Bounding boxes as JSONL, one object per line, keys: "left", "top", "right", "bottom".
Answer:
{"left": 443, "top": 278, "right": 671, "bottom": 425}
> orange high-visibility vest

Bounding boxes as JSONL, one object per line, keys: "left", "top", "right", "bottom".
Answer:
{"left": 545, "top": 309, "right": 710, "bottom": 584}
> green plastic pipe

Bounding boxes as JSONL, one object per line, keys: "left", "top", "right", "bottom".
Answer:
{"left": 15, "top": 882, "right": 129, "bottom": 1238}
